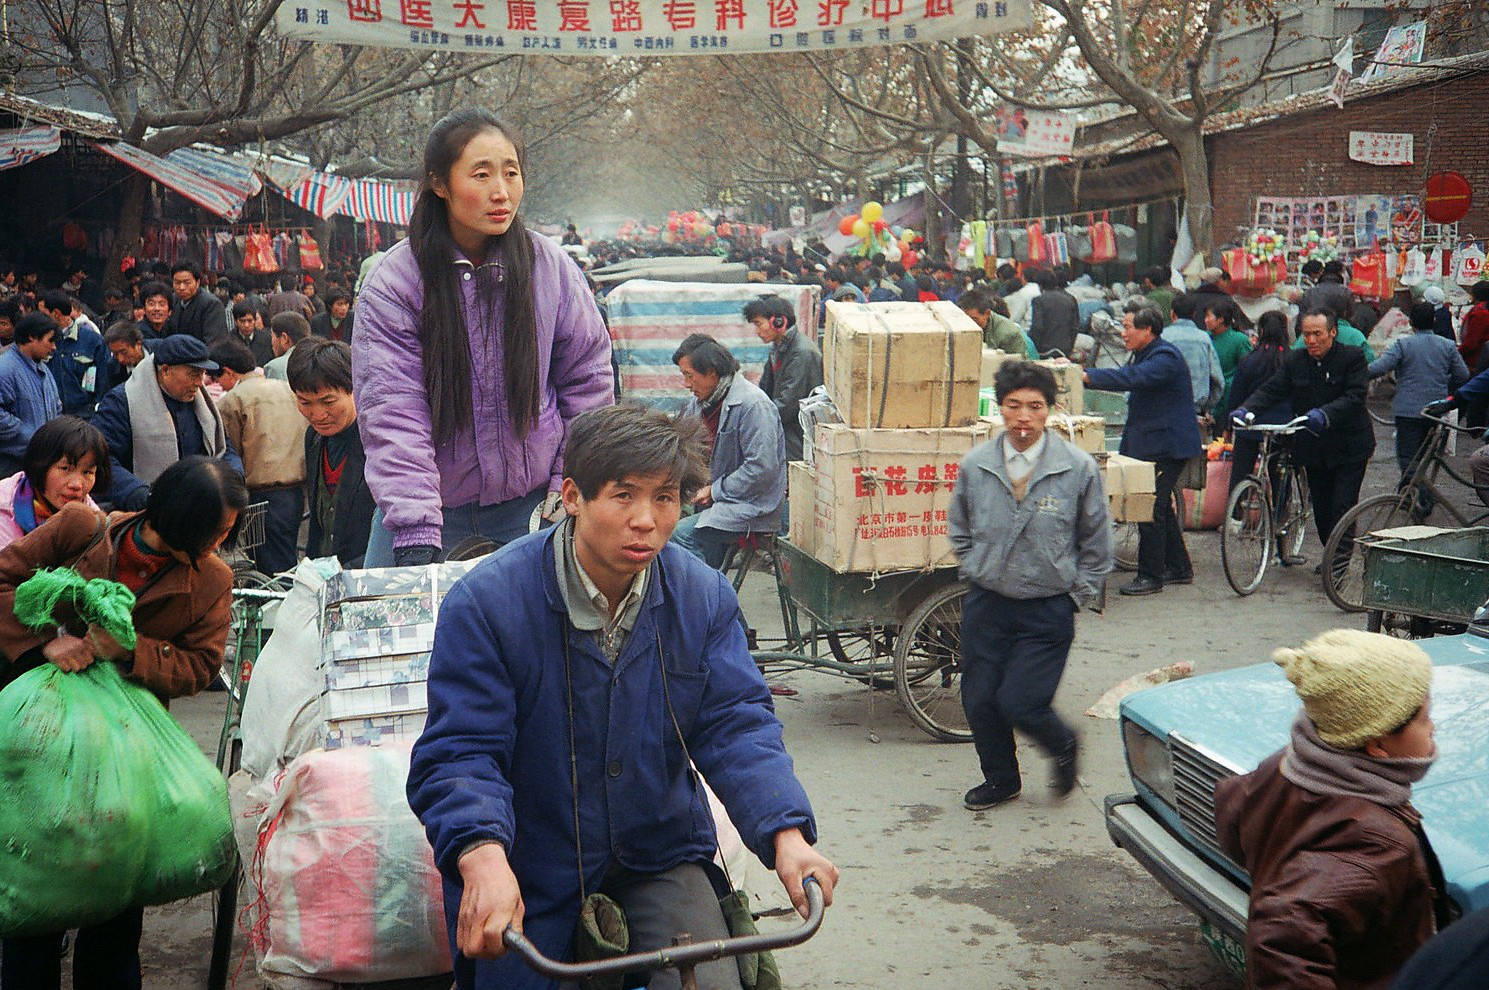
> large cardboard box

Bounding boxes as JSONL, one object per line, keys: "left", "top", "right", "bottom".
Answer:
{"left": 787, "top": 461, "right": 816, "bottom": 556}
{"left": 1035, "top": 359, "right": 1085, "bottom": 414}
{"left": 811, "top": 423, "right": 991, "bottom": 572}
{"left": 979, "top": 413, "right": 1107, "bottom": 455}
{"left": 981, "top": 348, "right": 1023, "bottom": 389}
{"left": 824, "top": 301, "right": 982, "bottom": 429}
{"left": 1104, "top": 453, "right": 1157, "bottom": 523}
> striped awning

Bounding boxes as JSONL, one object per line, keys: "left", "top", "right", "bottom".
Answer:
{"left": 0, "top": 126, "right": 62, "bottom": 171}
{"left": 165, "top": 146, "right": 263, "bottom": 201}
{"left": 284, "top": 172, "right": 353, "bottom": 219}
{"left": 342, "top": 178, "right": 417, "bottom": 225}
{"left": 90, "top": 140, "right": 246, "bottom": 220}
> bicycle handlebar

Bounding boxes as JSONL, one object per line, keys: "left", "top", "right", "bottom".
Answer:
{"left": 1234, "top": 415, "right": 1312, "bottom": 435}
{"left": 1421, "top": 410, "right": 1483, "bottom": 433}
{"left": 502, "top": 877, "right": 825, "bottom": 980}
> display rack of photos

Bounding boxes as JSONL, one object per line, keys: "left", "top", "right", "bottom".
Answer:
{"left": 1252, "top": 194, "right": 1435, "bottom": 283}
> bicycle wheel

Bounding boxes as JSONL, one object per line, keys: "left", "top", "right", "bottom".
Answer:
{"left": 1366, "top": 377, "right": 1395, "bottom": 427}
{"left": 1276, "top": 468, "right": 1310, "bottom": 564}
{"left": 1322, "top": 493, "right": 1467, "bottom": 612}
{"left": 207, "top": 739, "right": 242, "bottom": 990}
{"left": 825, "top": 629, "right": 897, "bottom": 687}
{"left": 1221, "top": 478, "right": 1272, "bottom": 595}
{"left": 893, "top": 582, "right": 972, "bottom": 742}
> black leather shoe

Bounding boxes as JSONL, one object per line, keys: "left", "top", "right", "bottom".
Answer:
{"left": 1052, "top": 740, "right": 1079, "bottom": 799}
{"left": 1161, "top": 569, "right": 1193, "bottom": 585}
{"left": 1120, "top": 576, "right": 1163, "bottom": 596}
{"left": 964, "top": 782, "right": 1021, "bottom": 810}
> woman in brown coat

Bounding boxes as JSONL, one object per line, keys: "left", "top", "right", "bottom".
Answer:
{"left": 0, "top": 455, "right": 246, "bottom": 990}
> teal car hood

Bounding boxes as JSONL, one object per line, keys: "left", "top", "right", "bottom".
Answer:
{"left": 1121, "top": 634, "right": 1489, "bottom": 911}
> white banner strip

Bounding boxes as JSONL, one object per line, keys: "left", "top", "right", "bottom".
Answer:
{"left": 276, "top": 0, "right": 1031, "bottom": 56}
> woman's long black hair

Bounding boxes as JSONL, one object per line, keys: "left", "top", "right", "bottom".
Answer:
{"left": 408, "top": 109, "right": 540, "bottom": 444}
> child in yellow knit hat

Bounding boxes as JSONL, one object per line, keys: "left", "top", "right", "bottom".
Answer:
{"left": 1213, "top": 629, "right": 1451, "bottom": 990}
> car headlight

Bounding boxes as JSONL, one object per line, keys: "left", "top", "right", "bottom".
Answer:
{"left": 1123, "top": 719, "right": 1177, "bottom": 807}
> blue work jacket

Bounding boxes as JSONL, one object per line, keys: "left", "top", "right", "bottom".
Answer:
{"left": 682, "top": 375, "right": 787, "bottom": 533}
{"left": 407, "top": 528, "right": 817, "bottom": 990}
{"left": 1085, "top": 337, "right": 1203, "bottom": 462}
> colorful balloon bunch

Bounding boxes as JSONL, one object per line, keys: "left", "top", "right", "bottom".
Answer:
{"left": 664, "top": 210, "right": 717, "bottom": 244}
{"left": 1295, "top": 229, "right": 1341, "bottom": 264}
{"left": 1244, "top": 228, "right": 1286, "bottom": 267}
{"left": 836, "top": 202, "right": 919, "bottom": 266}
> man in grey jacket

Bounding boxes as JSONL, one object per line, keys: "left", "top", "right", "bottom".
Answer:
{"left": 949, "top": 361, "right": 1112, "bottom": 811}
{"left": 671, "top": 334, "right": 787, "bottom": 568}
{"left": 747, "top": 295, "right": 822, "bottom": 462}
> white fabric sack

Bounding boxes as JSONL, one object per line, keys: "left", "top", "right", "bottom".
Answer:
{"left": 1400, "top": 248, "right": 1427, "bottom": 287}
{"left": 240, "top": 558, "right": 330, "bottom": 779}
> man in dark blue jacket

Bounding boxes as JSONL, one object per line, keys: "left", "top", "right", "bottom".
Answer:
{"left": 1084, "top": 306, "right": 1203, "bottom": 595}
{"left": 91, "top": 334, "right": 243, "bottom": 509}
{"left": 407, "top": 404, "right": 837, "bottom": 990}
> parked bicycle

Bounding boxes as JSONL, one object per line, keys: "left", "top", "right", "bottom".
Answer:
{"left": 1322, "top": 410, "right": 1489, "bottom": 612}
{"left": 1221, "top": 415, "right": 1312, "bottom": 595}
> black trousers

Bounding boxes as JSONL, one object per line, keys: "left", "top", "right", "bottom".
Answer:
{"left": 1303, "top": 457, "right": 1369, "bottom": 549}
{"left": 1, "top": 906, "right": 144, "bottom": 990}
{"left": 959, "top": 586, "right": 1077, "bottom": 792}
{"left": 1137, "top": 458, "right": 1190, "bottom": 581}
{"left": 251, "top": 485, "right": 304, "bottom": 577}
{"left": 556, "top": 862, "right": 741, "bottom": 990}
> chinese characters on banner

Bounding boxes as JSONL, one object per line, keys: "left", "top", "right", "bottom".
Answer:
{"left": 277, "top": 0, "right": 1032, "bottom": 55}
{"left": 993, "top": 107, "right": 1075, "bottom": 157}
{"left": 1348, "top": 131, "right": 1414, "bottom": 167}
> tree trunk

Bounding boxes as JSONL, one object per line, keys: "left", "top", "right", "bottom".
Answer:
{"left": 104, "top": 171, "right": 152, "bottom": 292}
{"left": 1172, "top": 124, "right": 1215, "bottom": 267}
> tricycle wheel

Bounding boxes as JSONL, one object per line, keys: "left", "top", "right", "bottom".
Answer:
{"left": 826, "top": 629, "right": 897, "bottom": 687}
{"left": 893, "top": 583, "right": 972, "bottom": 742}
{"left": 1366, "top": 609, "right": 1431, "bottom": 639}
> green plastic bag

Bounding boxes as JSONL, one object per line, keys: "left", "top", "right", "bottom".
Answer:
{"left": 0, "top": 662, "right": 236, "bottom": 937}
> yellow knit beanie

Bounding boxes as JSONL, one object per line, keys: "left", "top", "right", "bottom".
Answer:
{"left": 1273, "top": 629, "right": 1433, "bottom": 749}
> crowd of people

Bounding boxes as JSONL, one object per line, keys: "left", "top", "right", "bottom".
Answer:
{"left": 5, "top": 102, "right": 1489, "bottom": 990}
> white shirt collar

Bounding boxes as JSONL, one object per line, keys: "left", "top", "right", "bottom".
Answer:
{"left": 1002, "top": 431, "right": 1047, "bottom": 477}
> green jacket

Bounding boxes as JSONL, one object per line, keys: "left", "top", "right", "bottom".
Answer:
{"left": 1292, "top": 321, "right": 1375, "bottom": 363}
{"left": 1210, "top": 328, "right": 1254, "bottom": 411}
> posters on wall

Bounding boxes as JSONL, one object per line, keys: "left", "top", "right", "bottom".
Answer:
{"left": 1252, "top": 193, "right": 1425, "bottom": 259}
{"left": 1359, "top": 22, "right": 1427, "bottom": 84}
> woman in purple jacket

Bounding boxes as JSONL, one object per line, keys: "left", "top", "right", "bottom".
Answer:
{"left": 353, "top": 109, "right": 614, "bottom": 566}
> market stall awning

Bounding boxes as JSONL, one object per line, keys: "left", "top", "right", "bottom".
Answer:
{"left": 342, "top": 178, "right": 416, "bottom": 226}
{"left": 90, "top": 140, "right": 246, "bottom": 220}
{"left": 0, "top": 126, "right": 62, "bottom": 172}
{"left": 283, "top": 172, "right": 353, "bottom": 219}
{"left": 166, "top": 146, "right": 263, "bottom": 201}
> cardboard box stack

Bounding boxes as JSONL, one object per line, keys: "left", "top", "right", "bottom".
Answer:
{"left": 824, "top": 301, "right": 982, "bottom": 429}
{"left": 1103, "top": 453, "right": 1157, "bottom": 523}
{"left": 980, "top": 412, "right": 1107, "bottom": 455}
{"left": 318, "top": 560, "right": 485, "bottom": 748}
{"left": 785, "top": 301, "right": 998, "bottom": 573}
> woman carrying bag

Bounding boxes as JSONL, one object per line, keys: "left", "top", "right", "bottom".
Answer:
{"left": 0, "top": 455, "right": 246, "bottom": 990}
{"left": 353, "top": 109, "right": 615, "bottom": 567}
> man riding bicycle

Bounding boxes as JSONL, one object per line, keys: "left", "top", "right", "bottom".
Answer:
{"left": 407, "top": 404, "right": 837, "bottom": 990}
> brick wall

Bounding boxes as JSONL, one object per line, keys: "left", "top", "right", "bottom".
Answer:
{"left": 1207, "top": 71, "right": 1489, "bottom": 247}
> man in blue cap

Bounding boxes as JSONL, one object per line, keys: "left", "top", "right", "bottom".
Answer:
{"left": 92, "top": 333, "right": 244, "bottom": 509}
